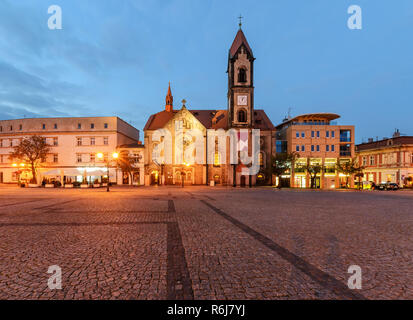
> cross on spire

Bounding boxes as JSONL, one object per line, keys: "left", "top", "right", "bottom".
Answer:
{"left": 238, "top": 15, "right": 243, "bottom": 29}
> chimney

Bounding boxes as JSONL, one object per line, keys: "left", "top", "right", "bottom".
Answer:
{"left": 165, "top": 82, "right": 173, "bottom": 112}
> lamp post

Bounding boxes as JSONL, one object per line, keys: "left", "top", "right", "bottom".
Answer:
{"left": 96, "top": 152, "right": 119, "bottom": 192}
{"left": 12, "top": 163, "right": 25, "bottom": 186}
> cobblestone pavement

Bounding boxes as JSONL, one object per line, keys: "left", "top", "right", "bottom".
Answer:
{"left": 0, "top": 185, "right": 412, "bottom": 300}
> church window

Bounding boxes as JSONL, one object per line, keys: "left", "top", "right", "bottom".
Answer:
{"left": 238, "top": 68, "right": 247, "bottom": 83}
{"left": 238, "top": 109, "right": 247, "bottom": 123}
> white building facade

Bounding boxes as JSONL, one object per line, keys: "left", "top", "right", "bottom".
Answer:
{"left": 0, "top": 117, "right": 143, "bottom": 185}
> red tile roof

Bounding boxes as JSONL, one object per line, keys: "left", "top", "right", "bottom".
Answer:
{"left": 144, "top": 108, "right": 274, "bottom": 131}
{"left": 229, "top": 29, "right": 253, "bottom": 58}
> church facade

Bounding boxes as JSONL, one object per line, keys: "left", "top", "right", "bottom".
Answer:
{"left": 143, "top": 27, "right": 275, "bottom": 186}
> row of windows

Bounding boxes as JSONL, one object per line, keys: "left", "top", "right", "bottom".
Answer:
{"left": 0, "top": 154, "right": 58, "bottom": 164}
{"left": 295, "top": 145, "right": 336, "bottom": 152}
{"left": 0, "top": 123, "right": 109, "bottom": 132}
{"left": 0, "top": 137, "right": 59, "bottom": 148}
{"left": 362, "top": 153, "right": 413, "bottom": 166}
{"left": 295, "top": 131, "right": 336, "bottom": 138}
{"left": 77, "top": 137, "right": 109, "bottom": 146}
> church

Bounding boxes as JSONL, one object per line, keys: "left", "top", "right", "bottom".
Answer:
{"left": 143, "top": 25, "right": 275, "bottom": 187}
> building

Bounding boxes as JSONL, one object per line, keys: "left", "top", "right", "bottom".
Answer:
{"left": 356, "top": 131, "right": 413, "bottom": 187}
{"left": 275, "top": 113, "right": 355, "bottom": 189}
{"left": 143, "top": 26, "right": 275, "bottom": 186}
{"left": 0, "top": 116, "right": 142, "bottom": 185}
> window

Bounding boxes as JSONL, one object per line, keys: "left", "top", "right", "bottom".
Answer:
{"left": 317, "top": 131, "right": 320, "bottom": 138}
{"left": 326, "top": 145, "right": 330, "bottom": 152}
{"left": 296, "top": 132, "right": 300, "bottom": 138}
{"left": 311, "top": 145, "right": 314, "bottom": 152}
{"left": 276, "top": 141, "right": 287, "bottom": 153}
{"left": 296, "top": 145, "right": 300, "bottom": 152}
{"left": 259, "top": 152, "right": 264, "bottom": 167}
{"left": 370, "top": 156, "right": 375, "bottom": 165}
{"left": 411, "top": 153, "right": 413, "bottom": 164}
{"left": 363, "top": 156, "right": 367, "bottom": 166}
{"left": 0, "top": 139, "right": 2, "bottom": 147}
{"left": 238, "top": 68, "right": 247, "bottom": 83}
{"left": 331, "top": 145, "right": 335, "bottom": 152}
{"left": 54, "top": 123, "right": 58, "bottom": 129}
{"left": 78, "top": 123, "right": 81, "bottom": 129}
{"left": 76, "top": 154, "right": 82, "bottom": 163}
{"left": 214, "top": 152, "right": 221, "bottom": 167}
{"left": 10, "top": 126, "right": 13, "bottom": 131}
{"left": 103, "top": 137, "right": 108, "bottom": 145}
{"left": 77, "top": 137, "right": 82, "bottom": 146}
{"left": 331, "top": 131, "right": 335, "bottom": 138}
{"left": 53, "top": 154, "right": 58, "bottom": 163}
{"left": 19, "top": 124, "right": 22, "bottom": 130}
{"left": 301, "top": 145, "right": 305, "bottom": 152}
{"left": 316, "top": 145, "right": 320, "bottom": 152}
{"left": 0, "top": 126, "right": 2, "bottom": 132}
{"left": 326, "top": 131, "right": 329, "bottom": 138}
{"left": 90, "top": 137, "right": 95, "bottom": 145}
{"left": 340, "top": 130, "right": 351, "bottom": 142}
{"left": 10, "top": 139, "right": 13, "bottom": 147}
{"left": 301, "top": 132, "right": 305, "bottom": 138}
{"left": 311, "top": 131, "right": 314, "bottom": 138}
{"left": 90, "top": 153, "right": 95, "bottom": 163}
{"left": 91, "top": 123, "right": 95, "bottom": 129}
{"left": 42, "top": 124, "right": 46, "bottom": 130}
{"left": 104, "top": 123, "right": 108, "bottom": 129}
{"left": 53, "top": 138, "right": 58, "bottom": 146}
{"left": 237, "top": 110, "right": 247, "bottom": 123}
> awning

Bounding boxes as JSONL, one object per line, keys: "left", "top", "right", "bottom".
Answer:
{"left": 42, "top": 169, "right": 62, "bottom": 176}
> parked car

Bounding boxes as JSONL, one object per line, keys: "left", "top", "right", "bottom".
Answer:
{"left": 377, "top": 182, "right": 399, "bottom": 191}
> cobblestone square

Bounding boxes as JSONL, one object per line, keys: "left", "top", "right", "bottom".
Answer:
{"left": 0, "top": 186, "right": 412, "bottom": 300}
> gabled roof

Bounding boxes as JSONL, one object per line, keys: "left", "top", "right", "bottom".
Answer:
{"left": 144, "top": 108, "right": 274, "bottom": 131}
{"left": 229, "top": 29, "right": 254, "bottom": 59}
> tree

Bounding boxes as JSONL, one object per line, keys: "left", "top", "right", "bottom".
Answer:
{"left": 271, "top": 152, "right": 297, "bottom": 189}
{"left": 304, "top": 160, "right": 324, "bottom": 189}
{"left": 10, "top": 135, "right": 50, "bottom": 184}
{"left": 336, "top": 158, "right": 364, "bottom": 189}
{"left": 116, "top": 150, "right": 142, "bottom": 185}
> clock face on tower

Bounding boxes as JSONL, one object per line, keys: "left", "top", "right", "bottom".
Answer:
{"left": 237, "top": 95, "right": 248, "bottom": 106}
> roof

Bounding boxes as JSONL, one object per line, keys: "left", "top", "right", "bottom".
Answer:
{"left": 356, "top": 136, "right": 413, "bottom": 152}
{"left": 119, "top": 142, "right": 144, "bottom": 149}
{"left": 229, "top": 29, "right": 253, "bottom": 58}
{"left": 143, "top": 108, "right": 274, "bottom": 131}
{"left": 275, "top": 113, "right": 340, "bottom": 129}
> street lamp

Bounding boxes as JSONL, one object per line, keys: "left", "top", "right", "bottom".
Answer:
{"left": 97, "top": 152, "right": 119, "bottom": 192}
{"left": 12, "top": 163, "right": 25, "bottom": 186}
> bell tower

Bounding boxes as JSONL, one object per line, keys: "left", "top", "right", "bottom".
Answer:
{"left": 227, "top": 18, "right": 255, "bottom": 128}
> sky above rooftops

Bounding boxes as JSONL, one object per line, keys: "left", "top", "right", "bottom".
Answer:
{"left": 0, "top": 0, "right": 412, "bottom": 143}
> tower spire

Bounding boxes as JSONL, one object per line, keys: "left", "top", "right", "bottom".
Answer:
{"left": 165, "top": 82, "right": 173, "bottom": 112}
{"left": 238, "top": 15, "right": 243, "bottom": 29}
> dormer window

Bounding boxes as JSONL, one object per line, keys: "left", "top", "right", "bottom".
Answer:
{"left": 238, "top": 68, "right": 247, "bottom": 83}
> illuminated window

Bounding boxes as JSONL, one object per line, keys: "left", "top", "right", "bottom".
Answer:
{"left": 369, "top": 156, "right": 375, "bottom": 165}
{"left": 77, "top": 137, "right": 82, "bottom": 146}
{"left": 76, "top": 154, "right": 82, "bottom": 163}
{"left": 214, "top": 152, "right": 221, "bottom": 167}
{"left": 259, "top": 152, "right": 264, "bottom": 166}
{"left": 103, "top": 137, "right": 108, "bottom": 145}
{"left": 90, "top": 153, "right": 95, "bottom": 162}
{"left": 362, "top": 157, "right": 367, "bottom": 166}
{"left": 90, "top": 137, "right": 95, "bottom": 145}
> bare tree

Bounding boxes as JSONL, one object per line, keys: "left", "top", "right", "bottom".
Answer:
{"left": 10, "top": 135, "right": 50, "bottom": 184}
{"left": 116, "top": 150, "right": 141, "bottom": 185}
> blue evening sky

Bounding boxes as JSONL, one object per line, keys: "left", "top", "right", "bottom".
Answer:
{"left": 0, "top": 0, "right": 412, "bottom": 143}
